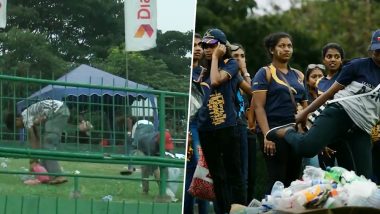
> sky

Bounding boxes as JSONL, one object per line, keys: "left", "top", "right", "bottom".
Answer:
{"left": 253, "top": 0, "right": 291, "bottom": 15}
{"left": 156, "top": 0, "right": 196, "bottom": 33}
{"left": 155, "top": 0, "right": 292, "bottom": 33}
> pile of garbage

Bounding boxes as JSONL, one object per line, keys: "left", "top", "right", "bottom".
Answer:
{"left": 245, "top": 166, "right": 380, "bottom": 213}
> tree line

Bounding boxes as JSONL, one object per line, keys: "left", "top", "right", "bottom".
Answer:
{"left": 0, "top": 0, "right": 192, "bottom": 93}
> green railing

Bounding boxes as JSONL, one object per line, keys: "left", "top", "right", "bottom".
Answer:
{"left": 0, "top": 74, "right": 189, "bottom": 213}
{"left": 0, "top": 195, "right": 182, "bottom": 214}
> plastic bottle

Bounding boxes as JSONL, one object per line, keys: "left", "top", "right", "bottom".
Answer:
{"left": 244, "top": 206, "right": 267, "bottom": 214}
{"left": 102, "top": 195, "right": 113, "bottom": 201}
{"left": 302, "top": 166, "right": 325, "bottom": 181}
{"left": 323, "top": 197, "right": 343, "bottom": 209}
{"left": 288, "top": 180, "right": 311, "bottom": 194}
{"left": 289, "top": 179, "right": 330, "bottom": 194}
{"left": 340, "top": 170, "right": 366, "bottom": 184}
{"left": 292, "top": 184, "right": 332, "bottom": 208}
{"left": 368, "top": 189, "right": 380, "bottom": 209}
{"left": 270, "top": 181, "right": 284, "bottom": 198}
{"left": 324, "top": 166, "right": 348, "bottom": 182}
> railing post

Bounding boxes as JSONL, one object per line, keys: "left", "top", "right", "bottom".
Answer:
{"left": 158, "top": 92, "right": 168, "bottom": 200}
{"left": 71, "top": 176, "right": 81, "bottom": 199}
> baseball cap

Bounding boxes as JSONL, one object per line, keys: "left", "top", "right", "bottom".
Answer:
{"left": 369, "top": 29, "right": 380, "bottom": 51}
{"left": 202, "top": 28, "right": 227, "bottom": 45}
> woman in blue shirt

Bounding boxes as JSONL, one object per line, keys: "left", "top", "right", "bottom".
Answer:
{"left": 251, "top": 32, "right": 307, "bottom": 193}
{"left": 197, "top": 28, "right": 245, "bottom": 213}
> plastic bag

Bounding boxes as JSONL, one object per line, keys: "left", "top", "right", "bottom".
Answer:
{"left": 188, "top": 147, "right": 215, "bottom": 201}
{"left": 167, "top": 167, "right": 181, "bottom": 195}
{"left": 189, "top": 82, "right": 204, "bottom": 118}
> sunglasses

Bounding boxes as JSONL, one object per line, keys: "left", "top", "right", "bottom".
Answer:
{"left": 307, "top": 64, "right": 325, "bottom": 70}
{"left": 201, "top": 43, "right": 218, "bottom": 49}
{"left": 230, "top": 45, "right": 241, "bottom": 52}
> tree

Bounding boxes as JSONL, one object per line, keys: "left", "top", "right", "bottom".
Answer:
{"left": 277, "top": 0, "right": 380, "bottom": 59}
{"left": 143, "top": 30, "right": 193, "bottom": 76}
{"left": 0, "top": 28, "right": 68, "bottom": 78}
{"left": 195, "top": 0, "right": 257, "bottom": 37}
{"left": 95, "top": 46, "right": 190, "bottom": 93}
{"left": 2, "top": 0, "right": 192, "bottom": 93}
{"left": 7, "top": 0, "right": 125, "bottom": 64}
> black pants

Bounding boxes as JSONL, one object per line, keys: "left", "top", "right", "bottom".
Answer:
{"left": 247, "top": 131, "right": 257, "bottom": 204}
{"left": 199, "top": 127, "right": 245, "bottom": 214}
{"left": 257, "top": 132, "right": 302, "bottom": 194}
{"left": 373, "top": 141, "right": 380, "bottom": 184}
{"left": 284, "top": 103, "right": 372, "bottom": 178}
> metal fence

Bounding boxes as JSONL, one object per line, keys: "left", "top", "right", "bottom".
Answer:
{"left": 0, "top": 73, "right": 188, "bottom": 213}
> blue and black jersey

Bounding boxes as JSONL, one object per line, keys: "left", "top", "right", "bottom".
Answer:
{"left": 252, "top": 66, "right": 307, "bottom": 131}
{"left": 198, "top": 59, "right": 239, "bottom": 131}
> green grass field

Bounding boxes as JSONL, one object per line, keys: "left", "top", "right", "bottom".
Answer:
{"left": 0, "top": 158, "right": 184, "bottom": 203}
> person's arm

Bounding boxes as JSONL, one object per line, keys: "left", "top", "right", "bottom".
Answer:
{"left": 239, "top": 58, "right": 252, "bottom": 84}
{"left": 253, "top": 91, "right": 276, "bottom": 156}
{"left": 28, "top": 126, "right": 40, "bottom": 149}
{"left": 210, "top": 44, "right": 229, "bottom": 87}
{"left": 33, "top": 115, "right": 47, "bottom": 126}
{"left": 296, "top": 82, "right": 344, "bottom": 124}
{"left": 247, "top": 96, "right": 256, "bottom": 131}
{"left": 239, "top": 79, "right": 253, "bottom": 95}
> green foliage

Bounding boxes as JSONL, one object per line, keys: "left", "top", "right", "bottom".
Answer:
{"left": 1, "top": 0, "right": 191, "bottom": 93}
{"left": 196, "top": 0, "right": 257, "bottom": 36}
{"left": 145, "top": 31, "right": 193, "bottom": 76}
{"left": 7, "top": 0, "right": 125, "bottom": 63}
{"left": 279, "top": 0, "right": 379, "bottom": 59}
{"left": 0, "top": 28, "right": 68, "bottom": 78}
{"left": 95, "top": 46, "right": 190, "bottom": 93}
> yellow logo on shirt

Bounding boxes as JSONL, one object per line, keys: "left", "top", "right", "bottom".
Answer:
{"left": 207, "top": 92, "right": 226, "bottom": 125}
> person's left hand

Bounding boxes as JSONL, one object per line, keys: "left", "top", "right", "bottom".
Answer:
{"left": 321, "top": 147, "right": 336, "bottom": 158}
{"left": 238, "top": 58, "right": 247, "bottom": 72}
{"left": 295, "top": 110, "right": 308, "bottom": 129}
{"left": 212, "top": 43, "right": 226, "bottom": 59}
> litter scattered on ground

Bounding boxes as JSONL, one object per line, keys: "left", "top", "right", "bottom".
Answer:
{"left": 102, "top": 195, "right": 113, "bottom": 202}
{"left": 235, "top": 166, "right": 380, "bottom": 213}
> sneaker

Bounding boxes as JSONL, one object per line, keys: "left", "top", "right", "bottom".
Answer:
{"left": 265, "top": 123, "right": 296, "bottom": 142}
{"left": 120, "top": 169, "right": 133, "bottom": 175}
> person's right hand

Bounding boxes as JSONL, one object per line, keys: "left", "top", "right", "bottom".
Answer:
{"left": 264, "top": 139, "right": 276, "bottom": 156}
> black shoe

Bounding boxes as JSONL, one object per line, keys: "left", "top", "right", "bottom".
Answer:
{"left": 265, "top": 123, "right": 296, "bottom": 142}
{"left": 120, "top": 170, "right": 133, "bottom": 175}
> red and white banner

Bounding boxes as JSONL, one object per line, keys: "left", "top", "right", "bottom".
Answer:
{"left": 124, "top": 0, "right": 157, "bottom": 51}
{"left": 0, "top": 0, "right": 6, "bottom": 28}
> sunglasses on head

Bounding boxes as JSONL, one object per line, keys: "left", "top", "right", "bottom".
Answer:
{"left": 307, "top": 64, "right": 325, "bottom": 70}
{"left": 201, "top": 43, "right": 218, "bottom": 49}
{"left": 230, "top": 45, "right": 241, "bottom": 52}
